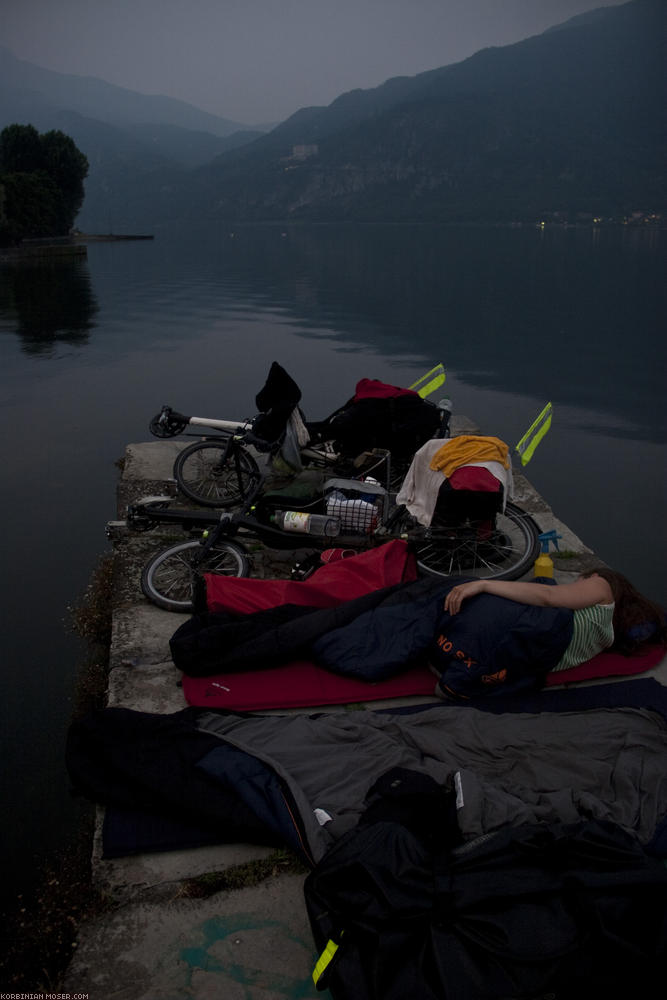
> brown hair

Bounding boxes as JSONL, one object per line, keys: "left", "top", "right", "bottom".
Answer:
{"left": 582, "top": 567, "right": 667, "bottom": 654}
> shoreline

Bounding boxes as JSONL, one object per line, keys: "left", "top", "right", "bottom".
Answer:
{"left": 72, "top": 232, "right": 155, "bottom": 242}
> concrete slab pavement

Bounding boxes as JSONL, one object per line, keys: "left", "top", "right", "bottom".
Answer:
{"left": 63, "top": 874, "right": 317, "bottom": 1000}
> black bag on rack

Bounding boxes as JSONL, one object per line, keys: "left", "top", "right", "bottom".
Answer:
{"left": 325, "top": 393, "right": 442, "bottom": 458}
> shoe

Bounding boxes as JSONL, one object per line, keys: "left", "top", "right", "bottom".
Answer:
{"left": 320, "top": 548, "right": 357, "bottom": 563}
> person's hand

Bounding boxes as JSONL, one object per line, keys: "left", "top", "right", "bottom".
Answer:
{"left": 444, "top": 580, "right": 486, "bottom": 615}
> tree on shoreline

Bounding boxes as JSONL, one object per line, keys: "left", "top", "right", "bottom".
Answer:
{"left": 0, "top": 124, "right": 89, "bottom": 246}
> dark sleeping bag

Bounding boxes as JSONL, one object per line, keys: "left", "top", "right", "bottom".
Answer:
{"left": 305, "top": 767, "right": 667, "bottom": 1000}
{"left": 311, "top": 580, "right": 574, "bottom": 696}
{"left": 428, "top": 592, "right": 574, "bottom": 698}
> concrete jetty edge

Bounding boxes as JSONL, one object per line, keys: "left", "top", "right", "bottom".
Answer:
{"left": 61, "top": 416, "right": 666, "bottom": 998}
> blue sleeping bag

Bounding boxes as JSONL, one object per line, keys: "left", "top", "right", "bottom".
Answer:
{"left": 312, "top": 578, "right": 573, "bottom": 698}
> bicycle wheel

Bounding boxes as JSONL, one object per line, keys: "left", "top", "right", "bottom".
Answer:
{"left": 403, "top": 501, "right": 540, "bottom": 581}
{"left": 174, "top": 439, "right": 261, "bottom": 507}
{"left": 141, "top": 538, "right": 249, "bottom": 612}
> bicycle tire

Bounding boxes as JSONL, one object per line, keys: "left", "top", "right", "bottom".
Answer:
{"left": 402, "top": 501, "right": 540, "bottom": 581}
{"left": 174, "top": 439, "right": 261, "bottom": 508}
{"left": 141, "top": 538, "right": 249, "bottom": 612}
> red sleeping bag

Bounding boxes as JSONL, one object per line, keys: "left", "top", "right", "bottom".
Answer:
{"left": 204, "top": 539, "right": 417, "bottom": 614}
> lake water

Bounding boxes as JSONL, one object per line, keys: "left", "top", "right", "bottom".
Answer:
{"left": 0, "top": 221, "right": 665, "bottom": 906}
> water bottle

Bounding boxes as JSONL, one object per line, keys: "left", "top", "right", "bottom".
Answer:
{"left": 271, "top": 510, "right": 341, "bottom": 537}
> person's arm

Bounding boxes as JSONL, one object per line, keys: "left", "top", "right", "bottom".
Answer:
{"left": 444, "top": 575, "right": 613, "bottom": 616}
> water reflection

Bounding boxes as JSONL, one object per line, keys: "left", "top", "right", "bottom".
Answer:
{"left": 0, "top": 220, "right": 664, "bottom": 912}
{"left": 189, "top": 224, "right": 666, "bottom": 443}
{"left": 0, "top": 257, "right": 98, "bottom": 354}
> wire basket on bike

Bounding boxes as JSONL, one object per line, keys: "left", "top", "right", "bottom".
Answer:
{"left": 324, "top": 478, "right": 386, "bottom": 535}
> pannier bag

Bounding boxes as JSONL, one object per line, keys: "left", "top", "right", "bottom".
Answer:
{"left": 325, "top": 379, "right": 442, "bottom": 458}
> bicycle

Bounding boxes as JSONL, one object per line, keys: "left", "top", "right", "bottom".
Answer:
{"left": 148, "top": 362, "right": 449, "bottom": 508}
{"left": 113, "top": 448, "right": 541, "bottom": 612}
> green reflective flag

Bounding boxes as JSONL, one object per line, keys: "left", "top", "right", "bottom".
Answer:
{"left": 312, "top": 936, "right": 341, "bottom": 986}
{"left": 409, "top": 362, "right": 445, "bottom": 398}
{"left": 515, "top": 402, "right": 552, "bottom": 466}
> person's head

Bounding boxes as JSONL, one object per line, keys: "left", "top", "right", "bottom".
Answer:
{"left": 582, "top": 567, "right": 666, "bottom": 654}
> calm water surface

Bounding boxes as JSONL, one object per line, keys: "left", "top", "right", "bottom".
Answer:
{"left": 0, "top": 222, "right": 665, "bottom": 904}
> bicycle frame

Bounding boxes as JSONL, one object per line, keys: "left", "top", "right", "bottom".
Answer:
{"left": 149, "top": 361, "right": 451, "bottom": 459}
{"left": 149, "top": 363, "right": 451, "bottom": 515}
{"left": 150, "top": 405, "right": 252, "bottom": 439}
{"left": 111, "top": 476, "right": 540, "bottom": 614}
{"left": 151, "top": 404, "right": 357, "bottom": 466}
{"left": 119, "top": 453, "right": 394, "bottom": 543}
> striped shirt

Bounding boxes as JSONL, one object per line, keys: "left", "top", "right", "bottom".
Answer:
{"left": 552, "top": 603, "right": 615, "bottom": 672}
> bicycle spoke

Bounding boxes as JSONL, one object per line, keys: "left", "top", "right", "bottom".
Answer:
{"left": 176, "top": 440, "right": 260, "bottom": 507}
{"left": 153, "top": 552, "right": 194, "bottom": 599}
{"left": 206, "top": 550, "right": 242, "bottom": 575}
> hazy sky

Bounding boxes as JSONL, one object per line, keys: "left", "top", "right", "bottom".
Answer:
{"left": 4, "top": 0, "right": 626, "bottom": 125}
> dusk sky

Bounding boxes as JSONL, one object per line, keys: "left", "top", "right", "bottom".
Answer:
{"left": 4, "top": 0, "right": 625, "bottom": 125}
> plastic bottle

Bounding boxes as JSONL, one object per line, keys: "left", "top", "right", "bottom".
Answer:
{"left": 534, "top": 529, "right": 562, "bottom": 578}
{"left": 271, "top": 510, "right": 341, "bottom": 537}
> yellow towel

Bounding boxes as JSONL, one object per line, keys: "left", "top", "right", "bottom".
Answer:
{"left": 429, "top": 435, "right": 510, "bottom": 478}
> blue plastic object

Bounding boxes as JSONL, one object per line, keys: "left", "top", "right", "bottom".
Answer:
{"left": 538, "top": 530, "right": 562, "bottom": 553}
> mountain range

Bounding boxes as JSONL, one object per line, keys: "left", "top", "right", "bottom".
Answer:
{"left": 0, "top": 44, "right": 267, "bottom": 229}
{"left": 1, "top": 0, "right": 664, "bottom": 229}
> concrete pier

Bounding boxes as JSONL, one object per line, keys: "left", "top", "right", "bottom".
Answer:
{"left": 61, "top": 418, "right": 666, "bottom": 998}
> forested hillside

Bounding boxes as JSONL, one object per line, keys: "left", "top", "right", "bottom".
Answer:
{"left": 187, "top": 0, "right": 665, "bottom": 224}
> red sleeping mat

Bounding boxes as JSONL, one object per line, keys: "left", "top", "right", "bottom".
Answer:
{"left": 181, "top": 646, "right": 664, "bottom": 711}
{"left": 544, "top": 644, "right": 664, "bottom": 685}
{"left": 181, "top": 659, "right": 436, "bottom": 711}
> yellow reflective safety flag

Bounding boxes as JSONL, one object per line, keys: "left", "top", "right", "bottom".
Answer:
{"left": 312, "top": 937, "right": 341, "bottom": 986}
{"left": 409, "top": 362, "right": 445, "bottom": 398}
{"left": 515, "top": 402, "right": 552, "bottom": 466}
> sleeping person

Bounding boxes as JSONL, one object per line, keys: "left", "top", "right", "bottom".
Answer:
{"left": 432, "top": 567, "right": 666, "bottom": 698}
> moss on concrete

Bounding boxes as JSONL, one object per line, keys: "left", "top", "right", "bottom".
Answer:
{"left": 176, "top": 850, "right": 308, "bottom": 900}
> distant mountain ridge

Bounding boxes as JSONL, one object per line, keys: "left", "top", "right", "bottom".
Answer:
{"left": 184, "top": 0, "right": 665, "bottom": 224}
{"left": 1, "top": 0, "right": 664, "bottom": 229}
{"left": 0, "top": 46, "right": 251, "bottom": 136}
{"left": 0, "top": 45, "right": 269, "bottom": 229}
